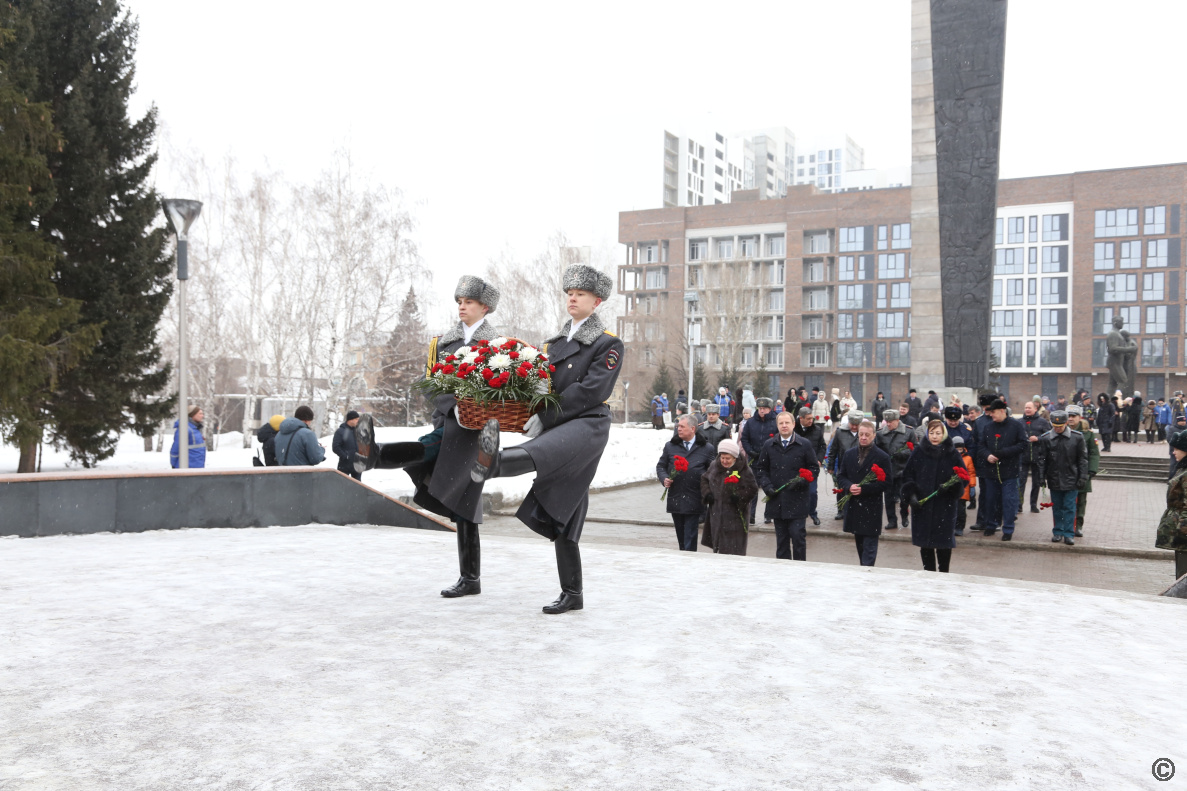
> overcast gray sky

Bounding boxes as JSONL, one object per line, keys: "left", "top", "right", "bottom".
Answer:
{"left": 127, "top": 0, "right": 1187, "bottom": 315}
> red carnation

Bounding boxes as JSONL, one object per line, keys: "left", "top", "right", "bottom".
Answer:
{"left": 432, "top": 363, "right": 443, "bottom": 373}
{"left": 954, "top": 465, "right": 971, "bottom": 482}
{"left": 906, "top": 441, "right": 914, "bottom": 451}
{"left": 549, "top": 365, "right": 556, "bottom": 372}
{"left": 673, "top": 456, "right": 689, "bottom": 472}
{"left": 833, "top": 487, "right": 845, "bottom": 494}
{"left": 445, "top": 354, "right": 457, "bottom": 362}
{"left": 470, "top": 346, "right": 479, "bottom": 352}
{"left": 482, "top": 368, "right": 494, "bottom": 379}
{"left": 509, "top": 351, "right": 519, "bottom": 359}
{"left": 995, "top": 434, "right": 1001, "bottom": 439}
{"left": 798, "top": 468, "right": 815, "bottom": 483}
{"left": 537, "top": 369, "right": 548, "bottom": 378}
{"left": 872, "top": 464, "right": 886, "bottom": 482}
{"left": 490, "top": 377, "right": 504, "bottom": 388}
{"left": 478, "top": 339, "right": 489, "bottom": 346}
{"left": 441, "top": 365, "right": 454, "bottom": 375}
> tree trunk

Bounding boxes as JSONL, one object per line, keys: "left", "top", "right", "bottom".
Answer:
{"left": 17, "top": 439, "right": 38, "bottom": 473}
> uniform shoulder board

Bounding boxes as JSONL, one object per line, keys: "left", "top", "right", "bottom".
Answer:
{"left": 425, "top": 336, "right": 441, "bottom": 376}
{"left": 603, "top": 329, "right": 618, "bottom": 337}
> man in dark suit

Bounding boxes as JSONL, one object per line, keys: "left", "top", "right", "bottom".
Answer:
{"left": 754, "top": 411, "right": 819, "bottom": 561}
{"left": 906, "top": 388, "right": 924, "bottom": 424}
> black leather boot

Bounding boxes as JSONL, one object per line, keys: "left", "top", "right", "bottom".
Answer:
{"left": 353, "top": 414, "right": 377, "bottom": 473}
{"left": 472, "top": 420, "right": 535, "bottom": 482}
{"left": 543, "top": 538, "right": 583, "bottom": 614}
{"left": 441, "top": 520, "right": 481, "bottom": 597}
{"left": 372, "top": 441, "right": 426, "bottom": 470}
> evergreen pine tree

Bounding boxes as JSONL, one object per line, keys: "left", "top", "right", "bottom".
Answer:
{"left": 376, "top": 286, "right": 430, "bottom": 425}
{"left": 692, "top": 360, "right": 709, "bottom": 404}
{"left": 15, "top": 0, "right": 174, "bottom": 465}
{"left": 649, "top": 363, "right": 675, "bottom": 401}
{"left": 0, "top": 13, "right": 100, "bottom": 471}
{"left": 751, "top": 359, "right": 771, "bottom": 400}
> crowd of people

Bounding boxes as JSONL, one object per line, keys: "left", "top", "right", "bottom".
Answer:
{"left": 650, "top": 382, "right": 1187, "bottom": 576}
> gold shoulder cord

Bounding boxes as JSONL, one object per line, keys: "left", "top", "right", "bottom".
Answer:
{"left": 425, "top": 336, "right": 440, "bottom": 377}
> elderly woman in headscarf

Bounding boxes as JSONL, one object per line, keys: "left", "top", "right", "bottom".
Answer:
{"left": 901, "top": 416, "right": 965, "bottom": 573}
{"left": 700, "top": 438, "right": 758, "bottom": 555}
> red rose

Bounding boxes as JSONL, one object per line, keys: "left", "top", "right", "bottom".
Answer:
{"left": 832, "top": 487, "right": 844, "bottom": 494}
{"left": 673, "top": 456, "right": 689, "bottom": 472}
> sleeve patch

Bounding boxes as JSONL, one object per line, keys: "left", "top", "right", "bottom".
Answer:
{"left": 606, "top": 349, "right": 620, "bottom": 370}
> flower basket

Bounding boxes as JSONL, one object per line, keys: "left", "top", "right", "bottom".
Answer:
{"left": 415, "top": 335, "right": 560, "bottom": 433}
{"left": 456, "top": 397, "right": 539, "bottom": 433}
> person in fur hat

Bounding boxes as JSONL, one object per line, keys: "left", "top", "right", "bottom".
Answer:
{"left": 354, "top": 275, "right": 501, "bottom": 599}
{"left": 470, "top": 264, "right": 624, "bottom": 614}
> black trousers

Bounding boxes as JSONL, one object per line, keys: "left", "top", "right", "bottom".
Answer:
{"left": 884, "top": 480, "right": 908, "bottom": 527}
{"left": 672, "top": 513, "right": 699, "bottom": 551}
{"left": 1018, "top": 462, "right": 1040, "bottom": 509}
{"left": 773, "top": 517, "right": 807, "bottom": 561}
{"left": 920, "top": 547, "right": 952, "bottom": 572}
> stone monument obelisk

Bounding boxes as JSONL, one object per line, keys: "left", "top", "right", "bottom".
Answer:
{"left": 910, "top": 0, "right": 1008, "bottom": 399}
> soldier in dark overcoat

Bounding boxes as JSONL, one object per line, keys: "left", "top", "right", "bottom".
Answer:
{"left": 657, "top": 417, "right": 716, "bottom": 550}
{"left": 697, "top": 404, "right": 731, "bottom": 451}
{"left": 471, "top": 264, "right": 624, "bottom": 614}
{"left": 900, "top": 419, "right": 965, "bottom": 572}
{"left": 753, "top": 411, "right": 819, "bottom": 561}
{"left": 838, "top": 420, "right": 892, "bottom": 567}
{"left": 355, "top": 275, "right": 501, "bottom": 599}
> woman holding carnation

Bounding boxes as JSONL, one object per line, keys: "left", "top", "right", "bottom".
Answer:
{"left": 900, "top": 416, "right": 966, "bottom": 572}
{"left": 838, "top": 420, "right": 891, "bottom": 567}
{"left": 699, "top": 438, "right": 758, "bottom": 555}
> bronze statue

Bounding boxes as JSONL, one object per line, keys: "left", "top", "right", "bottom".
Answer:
{"left": 1106, "top": 315, "right": 1138, "bottom": 397}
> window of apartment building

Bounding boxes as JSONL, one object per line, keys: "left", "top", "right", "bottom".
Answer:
{"left": 891, "top": 223, "right": 911, "bottom": 249}
{"left": 1028, "top": 247, "right": 1038, "bottom": 273}
{"left": 766, "top": 235, "right": 786, "bottom": 256}
{"left": 874, "top": 342, "right": 887, "bottom": 367}
{"left": 888, "top": 342, "right": 910, "bottom": 367}
{"left": 739, "top": 237, "right": 757, "bottom": 257}
{"left": 805, "top": 344, "right": 829, "bottom": 367}
{"left": 1094, "top": 242, "right": 1115, "bottom": 270}
{"left": 877, "top": 225, "right": 888, "bottom": 250}
{"left": 1028, "top": 309, "right": 1037, "bottom": 336}
{"left": 768, "top": 261, "right": 785, "bottom": 285}
{"left": 992, "top": 280, "right": 1002, "bottom": 306}
{"left": 806, "top": 289, "right": 830, "bottom": 310}
{"left": 1040, "top": 309, "right": 1067, "bottom": 336}
{"left": 837, "top": 284, "right": 869, "bottom": 310}
{"left": 689, "top": 240, "right": 706, "bottom": 261}
{"left": 1147, "top": 305, "right": 1168, "bottom": 334}
{"left": 766, "top": 345, "right": 784, "bottom": 367}
{"left": 687, "top": 266, "right": 701, "bottom": 288}
{"left": 1093, "top": 306, "right": 1139, "bottom": 334}
{"left": 805, "top": 260, "right": 824, "bottom": 283}
{"left": 767, "top": 290, "right": 784, "bottom": 312}
{"left": 1041, "top": 340, "right": 1067, "bottom": 368}
{"left": 641, "top": 244, "right": 658, "bottom": 263}
{"left": 809, "top": 167, "right": 816, "bottom": 176}
{"left": 877, "top": 312, "right": 905, "bottom": 337}
{"left": 1094, "top": 273, "right": 1138, "bottom": 302}
{"left": 739, "top": 345, "right": 755, "bottom": 367}
{"left": 805, "top": 317, "right": 824, "bottom": 339}
{"left": 1005, "top": 340, "right": 1023, "bottom": 367}
{"left": 804, "top": 232, "right": 830, "bottom": 254}
{"left": 764, "top": 316, "right": 784, "bottom": 340}
{"left": 1028, "top": 216, "right": 1038, "bottom": 243}
{"left": 1041, "top": 277, "right": 1067, "bottom": 304}
{"left": 1120, "top": 240, "right": 1142, "bottom": 269}
{"left": 715, "top": 183, "right": 723, "bottom": 193}
{"left": 715, "top": 165, "right": 723, "bottom": 176}
{"left": 645, "top": 268, "right": 667, "bottom": 289}
{"left": 995, "top": 218, "right": 1004, "bottom": 245}
{"left": 1145, "top": 205, "right": 1167, "bottom": 234}
{"left": 1005, "top": 278, "right": 1023, "bottom": 306}
{"left": 1092, "top": 339, "right": 1109, "bottom": 367}
{"left": 1148, "top": 238, "right": 1169, "bottom": 267}
{"left": 797, "top": 168, "right": 805, "bottom": 177}
{"left": 992, "top": 309, "right": 1024, "bottom": 336}
{"left": 1007, "top": 217, "right": 1025, "bottom": 244}
{"left": 1042, "top": 246, "right": 1068, "bottom": 273}
{"left": 1143, "top": 271, "right": 1165, "bottom": 301}
{"left": 1142, "top": 338, "right": 1166, "bottom": 367}
{"left": 1095, "top": 208, "right": 1139, "bottom": 237}
{"left": 994, "top": 248, "right": 1024, "bottom": 275}
{"left": 838, "top": 226, "right": 866, "bottom": 252}
{"left": 889, "top": 282, "right": 910, "bottom": 308}
{"left": 877, "top": 253, "right": 906, "bottom": 279}
{"left": 1026, "top": 340, "right": 1036, "bottom": 367}
{"left": 717, "top": 240, "right": 733, "bottom": 259}
{"left": 836, "top": 342, "right": 868, "bottom": 367}
{"left": 1042, "top": 214, "right": 1069, "bottom": 242}
{"left": 837, "top": 313, "right": 854, "bottom": 339}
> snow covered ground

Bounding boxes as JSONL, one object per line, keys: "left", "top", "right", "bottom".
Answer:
{"left": 0, "top": 425, "right": 672, "bottom": 503}
{"left": 2, "top": 525, "right": 1183, "bottom": 789}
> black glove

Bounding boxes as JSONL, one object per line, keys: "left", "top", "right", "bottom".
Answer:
{"left": 788, "top": 477, "right": 808, "bottom": 491}
{"left": 940, "top": 477, "right": 962, "bottom": 494}
{"left": 1088, "top": 471, "right": 1097, "bottom": 478}
{"left": 908, "top": 494, "right": 921, "bottom": 511}
{"left": 764, "top": 487, "right": 777, "bottom": 498}
{"left": 1077, "top": 479, "right": 1088, "bottom": 491}
{"left": 703, "top": 492, "right": 715, "bottom": 506}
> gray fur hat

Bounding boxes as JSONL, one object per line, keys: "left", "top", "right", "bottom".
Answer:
{"left": 562, "top": 264, "right": 613, "bottom": 301}
{"left": 454, "top": 275, "right": 500, "bottom": 314}
{"left": 883, "top": 409, "right": 899, "bottom": 422}
{"left": 704, "top": 404, "right": 720, "bottom": 414}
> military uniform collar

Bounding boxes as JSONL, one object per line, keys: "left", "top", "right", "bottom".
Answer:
{"left": 440, "top": 319, "right": 499, "bottom": 347}
{"left": 546, "top": 312, "right": 606, "bottom": 346}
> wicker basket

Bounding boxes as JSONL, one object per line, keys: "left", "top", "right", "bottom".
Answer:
{"left": 456, "top": 397, "right": 539, "bottom": 433}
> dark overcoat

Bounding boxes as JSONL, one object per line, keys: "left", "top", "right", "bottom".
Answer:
{"left": 838, "top": 444, "right": 891, "bottom": 537}
{"left": 405, "top": 319, "right": 501, "bottom": 523}
{"left": 975, "top": 416, "right": 1028, "bottom": 480}
{"left": 332, "top": 421, "right": 358, "bottom": 475}
{"left": 697, "top": 419, "right": 732, "bottom": 451}
{"left": 753, "top": 433, "right": 819, "bottom": 521}
{"left": 794, "top": 421, "right": 827, "bottom": 462}
{"left": 900, "top": 438, "right": 963, "bottom": 549}
{"left": 699, "top": 456, "right": 758, "bottom": 555}
{"left": 1095, "top": 400, "right": 1116, "bottom": 433}
{"left": 739, "top": 410, "right": 778, "bottom": 459}
{"left": 514, "top": 313, "right": 624, "bottom": 542}
{"left": 656, "top": 431, "right": 716, "bottom": 515}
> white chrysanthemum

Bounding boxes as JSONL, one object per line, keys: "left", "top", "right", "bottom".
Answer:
{"left": 461, "top": 349, "right": 481, "bottom": 364}
{"left": 522, "top": 345, "right": 541, "bottom": 360}
{"left": 489, "top": 353, "right": 512, "bottom": 370}
{"left": 492, "top": 337, "right": 509, "bottom": 348}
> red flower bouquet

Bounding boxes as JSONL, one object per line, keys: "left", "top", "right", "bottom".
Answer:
{"left": 837, "top": 464, "right": 886, "bottom": 510}
{"left": 763, "top": 467, "right": 816, "bottom": 502}
{"left": 660, "top": 454, "right": 690, "bottom": 500}
{"left": 919, "top": 465, "right": 972, "bottom": 505}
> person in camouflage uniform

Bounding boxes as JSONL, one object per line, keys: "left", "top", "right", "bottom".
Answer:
{"left": 1158, "top": 429, "right": 1187, "bottom": 580}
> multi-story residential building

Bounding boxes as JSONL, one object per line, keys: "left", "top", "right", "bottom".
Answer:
{"left": 620, "top": 162, "right": 1187, "bottom": 414}
{"left": 791, "top": 134, "right": 865, "bottom": 193}
{"left": 663, "top": 130, "right": 747, "bottom": 208}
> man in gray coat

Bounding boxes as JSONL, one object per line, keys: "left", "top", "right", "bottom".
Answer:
{"left": 875, "top": 409, "right": 913, "bottom": 530}
{"left": 471, "top": 264, "right": 623, "bottom": 614}
{"left": 697, "top": 403, "right": 731, "bottom": 450}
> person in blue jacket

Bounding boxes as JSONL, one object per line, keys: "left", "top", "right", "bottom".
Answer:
{"left": 170, "top": 406, "right": 207, "bottom": 468}
{"left": 275, "top": 405, "right": 326, "bottom": 466}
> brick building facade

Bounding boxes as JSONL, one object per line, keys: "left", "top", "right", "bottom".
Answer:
{"left": 617, "top": 163, "right": 1187, "bottom": 413}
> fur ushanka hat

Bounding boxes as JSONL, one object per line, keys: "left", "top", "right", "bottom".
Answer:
{"left": 561, "top": 264, "right": 613, "bottom": 301}
{"left": 454, "top": 275, "right": 500, "bottom": 313}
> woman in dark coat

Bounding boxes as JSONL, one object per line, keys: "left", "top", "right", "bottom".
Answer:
{"left": 838, "top": 420, "right": 892, "bottom": 566}
{"left": 700, "top": 438, "right": 758, "bottom": 555}
{"left": 900, "top": 418, "right": 965, "bottom": 572}
{"left": 657, "top": 417, "right": 716, "bottom": 551}
{"left": 1124, "top": 397, "right": 1142, "bottom": 443}
{"left": 1095, "top": 393, "right": 1115, "bottom": 452}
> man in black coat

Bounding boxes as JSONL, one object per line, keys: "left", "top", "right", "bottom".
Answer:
{"left": 875, "top": 409, "right": 913, "bottom": 530}
{"left": 839, "top": 420, "right": 892, "bottom": 566}
{"left": 827, "top": 412, "right": 863, "bottom": 519}
{"left": 697, "top": 404, "right": 731, "bottom": 450}
{"left": 1034, "top": 410, "right": 1088, "bottom": 546}
{"left": 897, "top": 401, "right": 919, "bottom": 429}
{"left": 754, "top": 411, "right": 819, "bottom": 561}
{"left": 906, "top": 389, "right": 923, "bottom": 424}
{"left": 976, "top": 398, "right": 1028, "bottom": 539}
{"left": 332, "top": 410, "right": 362, "bottom": 480}
{"left": 870, "top": 392, "right": 889, "bottom": 428}
{"left": 657, "top": 416, "right": 716, "bottom": 551}
{"left": 741, "top": 397, "right": 779, "bottom": 524}
{"left": 794, "top": 407, "right": 827, "bottom": 526}
{"left": 255, "top": 415, "right": 282, "bottom": 467}
{"left": 1017, "top": 400, "right": 1052, "bottom": 514}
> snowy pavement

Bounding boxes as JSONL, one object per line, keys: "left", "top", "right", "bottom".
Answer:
{"left": 2, "top": 525, "right": 1184, "bottom": 790}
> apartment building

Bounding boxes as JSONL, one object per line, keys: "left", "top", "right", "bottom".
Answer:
{"left": 620, "top": 162, "right": 1187, "bottom": 412}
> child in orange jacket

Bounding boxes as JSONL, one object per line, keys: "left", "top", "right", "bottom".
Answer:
{"left": 952, "top": 436, "right": 977, "bottom": 537}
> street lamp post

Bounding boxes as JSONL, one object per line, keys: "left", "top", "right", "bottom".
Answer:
{"left": 623, "top": 381, "right": 630, "bottom": 424}
{"left": 684, "top": 290, "right": 698, "bottom": 409}
{"left": 163, "top": 199, "right": 203, "bottom": 469}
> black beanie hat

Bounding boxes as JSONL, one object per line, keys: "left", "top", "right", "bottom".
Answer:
{"left": 346, "top": 410, "right": 360, "bottom": 421}
{"left": 1171, "top": 430, "right": 1187, "bottom": 453}
{"left": 295, "top": 405, "right": 315, "bottom": 421}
